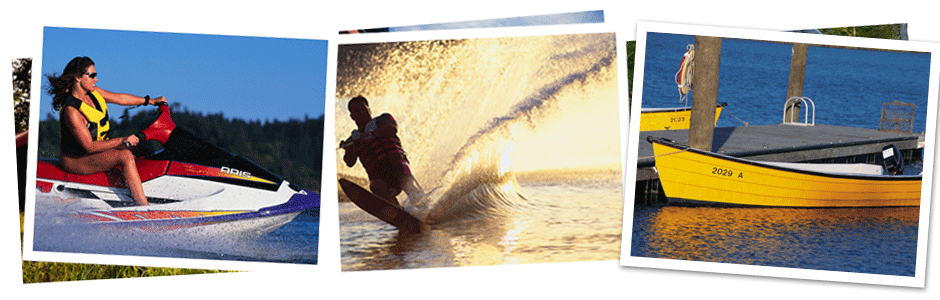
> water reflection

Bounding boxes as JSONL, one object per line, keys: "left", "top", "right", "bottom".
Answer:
{"left": 632, "top": 206, "right": 919, "bottom": 276}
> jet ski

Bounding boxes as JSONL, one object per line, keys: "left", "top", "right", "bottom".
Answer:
{"left": 35, "top": 103, "right": 320, "bottom": 237}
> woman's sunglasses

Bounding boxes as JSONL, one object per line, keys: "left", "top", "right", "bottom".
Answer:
{"left": 83, "top": 72, "right": 97, "bottom": 79}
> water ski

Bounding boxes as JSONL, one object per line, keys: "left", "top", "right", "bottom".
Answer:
{"left": 338, "top": 178, "right": 422, "bottom": 233}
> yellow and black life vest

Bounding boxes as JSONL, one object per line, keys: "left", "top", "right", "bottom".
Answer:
{"left": 66, "top": 90, "right": 111, "bottom": 141}
{"left": 60, "top": 90, "right": 111, "bottom": 156}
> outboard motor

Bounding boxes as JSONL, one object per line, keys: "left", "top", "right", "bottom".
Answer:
{"left": 882, "top": 144, "right": 905, "bottom": 175}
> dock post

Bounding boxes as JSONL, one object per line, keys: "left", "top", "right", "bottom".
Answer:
{"left": 689, "top": 36, "right": 721, "bottom": 151}
{"left": 785, "top": 43, "right": 808, "bottom": 123}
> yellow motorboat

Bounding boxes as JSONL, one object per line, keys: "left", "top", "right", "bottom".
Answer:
{"left": 640, "top": 102, "right": 727, "bottom": 131}
{"left": 648, "top": 136, "right": 922, "bottom": 207}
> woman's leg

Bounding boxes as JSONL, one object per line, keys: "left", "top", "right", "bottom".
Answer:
{"left": 119, "top": 152, "right": 148, "bottom": 206}
{"left": 61, "top": 149, "right": 148, "bottom": 206}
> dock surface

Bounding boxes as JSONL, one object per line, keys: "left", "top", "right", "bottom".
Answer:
{"left": 634, "top": 124, "right": 921, "bottom": 181}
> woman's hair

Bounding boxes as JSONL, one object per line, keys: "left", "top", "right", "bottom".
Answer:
{"left": 45, "top": 56, "right": 95, "bottom": 111}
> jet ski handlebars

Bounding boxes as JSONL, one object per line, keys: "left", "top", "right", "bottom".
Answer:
{"left": 124, "top": 102, "right": 174, "bottom": 157}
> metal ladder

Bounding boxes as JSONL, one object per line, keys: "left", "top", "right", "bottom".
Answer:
{"left": 782, "top": 96, "right": 815, "bottom": 126}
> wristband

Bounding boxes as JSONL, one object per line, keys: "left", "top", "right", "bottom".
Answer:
{"left": 144, "top": 95, "right": 150, "bottom": 106}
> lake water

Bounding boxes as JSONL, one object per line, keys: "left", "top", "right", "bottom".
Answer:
{"left": 631, "top": 206, "right": 919, "bottom": 276}
{"left": 340, "top": 168, "right": 622, "bottom": 271}
{"left": 33, "top": 208, "right": 320, "bottom": 265}
{"left": 640, "top": 32, "right": 932, "bottom": 133}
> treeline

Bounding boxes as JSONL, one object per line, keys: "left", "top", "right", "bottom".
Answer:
{"left": 13, "top": 58, "right": 31, "bottom": 133}
{"left": 38, "top": 103, "right": 323, "bottom": 192}
{"left": 817, "top": 24, "right": 908, "bottom": 40}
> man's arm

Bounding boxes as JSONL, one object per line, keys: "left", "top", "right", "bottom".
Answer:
{"left": 341, "top": 130, "right": 362, "bottom": 167}
{"left": 343, "top": 146, "right": 359, "bottom": 167}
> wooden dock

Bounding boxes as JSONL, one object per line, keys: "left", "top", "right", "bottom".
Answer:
{"left": 633, "top": 124, "right": 924, "bottom": 204}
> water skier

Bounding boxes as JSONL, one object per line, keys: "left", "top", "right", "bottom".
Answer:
{"left": 340, "top": 95, "right": 423, "bottom": 207}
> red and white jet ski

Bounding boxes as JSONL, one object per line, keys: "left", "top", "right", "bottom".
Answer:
{"left": 35, "top": 103, "right": 320, "bottom": 237}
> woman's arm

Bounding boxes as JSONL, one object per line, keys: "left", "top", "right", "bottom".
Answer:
{"left": 95, "top": 88, "right": 167, "bottom": 106}
{"left": 62, "top": 107, "right": 136, "bottom": 154}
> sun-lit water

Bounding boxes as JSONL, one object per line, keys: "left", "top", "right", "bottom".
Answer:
{"left": 335, "top": 33, "right": 623, "bottom": 270}
{"left": 631, "top": 206, "right": 919, "bottom": 276}
{"left": 340, "top": 168, "right": 622, "bottom": 270}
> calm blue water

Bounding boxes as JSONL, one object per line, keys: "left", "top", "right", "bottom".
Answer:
{"left": 640, "top": 32, "right": 932, "bottom": 133}
{"left": 634, "top": 32, "right": 930, "bottom": 276}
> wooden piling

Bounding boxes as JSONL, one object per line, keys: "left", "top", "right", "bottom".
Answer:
{"left": 785, "top": 43, "right": 808, "bottom": 122}
{"left": 688, "top": 36, "right": 721, "bottom": 151}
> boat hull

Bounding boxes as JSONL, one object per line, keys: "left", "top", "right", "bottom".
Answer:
{"left": 640, "top": 103, "right": 726, "bottom": 131}
{"left": 72, "top": 191, "right": 315, "bottom": 233}
{"left": 650, "top": 137, "right": 922, "bottom": 207}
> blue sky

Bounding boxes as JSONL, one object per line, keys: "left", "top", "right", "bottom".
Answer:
{"left": 40, "top": 27, "right": 328, "bottom": 122}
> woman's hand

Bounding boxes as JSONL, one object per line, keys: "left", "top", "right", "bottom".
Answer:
{"left": 123, "top": 134, "right": 140, "bottom": 149}
{"left": 151, "top": 96, "right": 168, "bottom": 105}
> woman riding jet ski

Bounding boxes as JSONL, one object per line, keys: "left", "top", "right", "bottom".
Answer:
{"left": 37, "top": 57, "right": 319, "bottom": 234}
{"left": 46, "top": 56, "right": 161, "bottom": 206}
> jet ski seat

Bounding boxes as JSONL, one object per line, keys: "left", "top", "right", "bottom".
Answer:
{"left": 36, "top": 158, "right": 171, "bottom": 189}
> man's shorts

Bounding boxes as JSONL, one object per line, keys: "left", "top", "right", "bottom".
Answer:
{"left": 368, "top": 155, "right": 412, "bottom": 194}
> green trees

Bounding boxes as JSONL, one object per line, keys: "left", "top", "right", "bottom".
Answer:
{"left": 627, "top": 41, "right": 635, "bottom": 98}
{"left": 13, "top": 58, "right": 31, "bottom": 133}
{"left": 818, "top": 24, "right": 908, "bottom": 40}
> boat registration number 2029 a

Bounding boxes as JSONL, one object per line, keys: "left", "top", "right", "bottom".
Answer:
{"left": 712, "top": 167, "right": 743, "bottom": 178}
